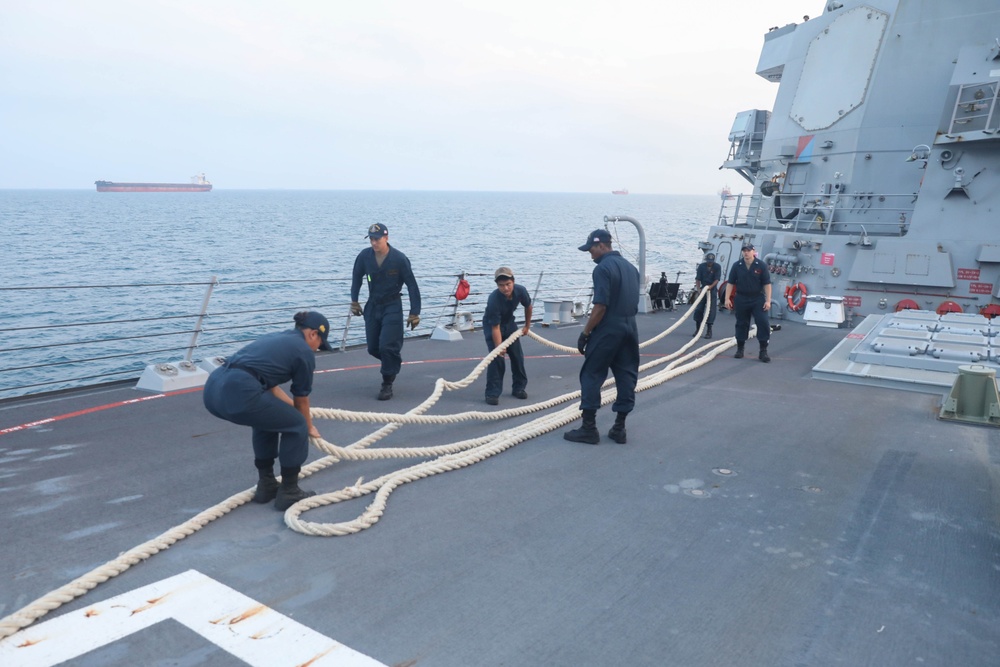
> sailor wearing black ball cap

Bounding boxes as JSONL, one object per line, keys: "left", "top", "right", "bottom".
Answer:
{"left": 203, "top": 311, "right": 331, "bottom": 510}
{"left": 350, "top": 223, "right": 422, "bottom": 401}
{"left": 693, "top": 252, "right": 722, "bottom": 338}
{"left": 564, "top": 229, "right": 641, "bottom": 445}
{"left": 725, "top": 243, "right": 773, "bottom": 362}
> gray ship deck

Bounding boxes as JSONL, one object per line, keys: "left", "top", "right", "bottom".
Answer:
{"left": 1, "top": 311, "right": 998, "bottom": 666}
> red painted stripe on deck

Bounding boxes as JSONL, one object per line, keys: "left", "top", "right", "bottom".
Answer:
{"left": 2, "top": 351, "right": 650, "bottom": 437}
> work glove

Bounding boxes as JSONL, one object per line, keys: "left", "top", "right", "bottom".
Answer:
{"left": 576, "top": 331, "right": 590, "bottom": 355}
{"left": 350, "top": 301, "right": 363, "bottom": 316}
{"left": 407, "top": 314, "right": 420, "bottom": 330}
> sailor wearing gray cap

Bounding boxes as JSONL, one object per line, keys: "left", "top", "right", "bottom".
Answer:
{"left": 203, "top": 311, "right": 331, "bottom": 510}
{"left": 564, "top": 229, "right": 640, "bottom": 445}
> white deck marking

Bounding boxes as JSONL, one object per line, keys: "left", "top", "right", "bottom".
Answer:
{"left": 0, "top": 569, "right": 387, "bottom": 666}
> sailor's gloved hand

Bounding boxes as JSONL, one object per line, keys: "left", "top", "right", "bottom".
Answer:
{"left": 576, "top": 331, "right": 590, "bottom": 355}
{"left": 350, "top": 301, "right": 363, "bottom": 316}
{"left": 407, "top": 314, "right": 420, "bottom": 330}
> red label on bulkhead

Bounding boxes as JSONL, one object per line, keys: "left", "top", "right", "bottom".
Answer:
{"left": 969, "top": 282, "right": 993, "bottom": 295}
{"left": 957, "top": 268, "right": 980, "bottom": 280}
{"left": 820, "top": 253, "right": 835, "bottom": 266}
{"left": 843, "top": 295, "right": 862, "bottom": 307}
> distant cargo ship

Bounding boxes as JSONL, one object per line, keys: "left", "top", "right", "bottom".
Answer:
{"left": 95, "top": 173, "right": 212, "bottom": 192}
{"left": 611, "top": 188, "right": 628, "bottom": 195}
{"left": 718, "top": 185, "right": 734, "bottom": 200}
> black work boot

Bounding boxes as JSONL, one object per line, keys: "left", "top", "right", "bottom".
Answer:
{"left": 735, "top": 344, "right": 745, "bottom": 359}
{"left": 377, "top": 374, "right": 395, "bottom": 400}
{"left": 692, "top": 321, "right": 701, "bottom": 337}
{"left": 607, "top": 412, "right": 627, "bottom": 444}
{"left": 252, "top": 459, "right": 279, "bottom": 503}
{"left": 759, "top": 343, "right": 771, "bottom": 363}
{"left": 704, "top": 325, "right": 713, "bottom": 339}
{"left": 564, "top": 409, "right": 600, "bottom": 444}
{"left": 274, "top": 466, "right": 316, "bottom": 511}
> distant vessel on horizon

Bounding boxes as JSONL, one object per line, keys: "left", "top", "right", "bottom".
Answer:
{"left": 95, "top": 173, "right": 212, "bottom": 193}
{"left": 718, "top": 185, "right": 734, "bottom": 200}
{"left": 611, "top": 188, "right": 628, "bottom": 195}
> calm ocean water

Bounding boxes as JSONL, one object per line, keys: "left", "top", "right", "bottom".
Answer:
{"left": 1, "top": 190, "right": 722, "bottom": 397}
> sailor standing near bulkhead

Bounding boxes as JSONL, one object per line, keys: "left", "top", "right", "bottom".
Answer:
{"left": 725, "top": 243, "right": 773, "bottom": 362}
{"left": 202, "top": 311, "right": 331, "bottom": 511}
{"left": 564, "top": 229, "right": 641, "bottom": 445}
{"left": 351, "top": 223, "right": 422, "bottom": 400}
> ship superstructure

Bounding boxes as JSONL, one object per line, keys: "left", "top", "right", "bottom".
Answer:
{"left": 709, "top": 0, "right": 1000, "bottom": 325}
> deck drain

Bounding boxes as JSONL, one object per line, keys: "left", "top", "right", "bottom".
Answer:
{"left": 683, "top": 488, "right": 710, "bottom": 499}
{"left": 712, "top": 468, "right": 736, "bottom": 477}
{"left": 799, "top": 485, "right": 823, "bottom": 494}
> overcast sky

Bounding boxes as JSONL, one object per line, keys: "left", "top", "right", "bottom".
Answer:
{"left": 1, "top": 0, "right": 813, "bottom": 193}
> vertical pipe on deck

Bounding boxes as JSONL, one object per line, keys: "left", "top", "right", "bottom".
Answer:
{"left": 603, "top": 215, "right": 649, "bottom": 314}
{"left": 184, "top": 276, "right": 217, "bottom": 362}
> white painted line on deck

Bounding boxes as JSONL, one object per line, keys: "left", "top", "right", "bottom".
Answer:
{"left": 0, "top": 569, "right": 387, "bottom": 667}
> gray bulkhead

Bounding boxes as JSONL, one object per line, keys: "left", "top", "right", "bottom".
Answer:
{"left": 711, "top": 0, "right": 1000, "bottom": 320}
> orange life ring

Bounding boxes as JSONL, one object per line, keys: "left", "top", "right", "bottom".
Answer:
{"left": 785, "top": 282, "right": 808, "bottom": 312}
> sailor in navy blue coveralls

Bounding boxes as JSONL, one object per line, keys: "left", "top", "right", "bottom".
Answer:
{"left": 482, "top": 267, "right": 533, "bottom": 405}
{"left": 351, "top": 223, "right": 421, "bottom": 400}
{"left": 693, "top": 252, "right": 722, "bottom": 338}
{"left": 725, "top": 243, "right": 773, "bottom": 362}
{"left": 203, "top": 311, "right": 332, "bottom": 510}
{"left": 564, "top": 229, "right": 640, "bottom": 445}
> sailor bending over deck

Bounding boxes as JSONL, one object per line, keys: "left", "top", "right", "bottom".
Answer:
{"left": 351, "top": 223, "right": 422, "bottom": 400}
{"left": 564, "top": 229, "right": 640, "bottom": 445}
{"left": 203, "top": 311, "right": 331, "bottom": 510}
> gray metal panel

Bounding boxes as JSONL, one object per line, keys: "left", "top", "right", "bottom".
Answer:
{"left": 756, "top": 22, "right": 797, "bottom": 82}
{"left": 977, "top": 244, "right": 1000, "bottom": 262}
{"left": 789, "top": 7, "right": 888, "bottom": 131}
{"left": 847, "top": 240, "right": 956, "bottom": 287}
{"left": 841, "top": 311, "right": 999, "bottom": 379}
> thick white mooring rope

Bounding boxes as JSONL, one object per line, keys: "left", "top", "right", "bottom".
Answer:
{"left": 1, "top": 288, "right": 731, "bottom": 640}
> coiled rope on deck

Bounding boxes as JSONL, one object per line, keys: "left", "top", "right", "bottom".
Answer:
{"left": 0, "top": 287, "right": 732, "bottom": 640}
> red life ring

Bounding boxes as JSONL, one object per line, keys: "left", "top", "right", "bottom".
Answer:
{"left": 454, "top": 279, "right": 470, "bottom": 301}
{"left": 936, "top": 300, "right": 962, "bottom": 315}
{"left": 980, "top": 304, "right": 1000, "bottom": 319}
{"left": 785, "top": 282, "right": 808, "bottom": 312}
{"left": 894, "top": 299, "right": 920, "bottom": 312}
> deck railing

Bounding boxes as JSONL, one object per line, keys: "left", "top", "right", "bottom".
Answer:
{"left": 0, "top": 270, "right": 593, "bottom": 400}
{"left": 717, "top": 191, "right": 916, "bottom": 237}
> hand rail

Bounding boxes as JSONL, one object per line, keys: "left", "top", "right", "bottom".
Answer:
{"left": 0, "top": 270, "right": 594, "bottom": 400}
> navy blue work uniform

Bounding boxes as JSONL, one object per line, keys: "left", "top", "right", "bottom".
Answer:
{"left": 693, "top": 260, "right": 722, "bottom": 326}
{"left": 351, "top": 246, "right": 421, "bottom": 377}
{"left": 203, "top": 329, "right": 316, "bottom": 468}
{"left": 581, "top": 251, "right": 640, "bottom": 414}
{"left": 727, "top": 257, "right": 772, "bottom": 344}
{"left": 482, "top": 283, "right": 531, "bottom": 399}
